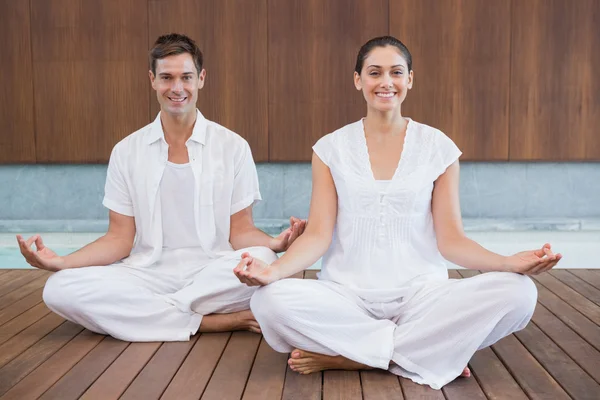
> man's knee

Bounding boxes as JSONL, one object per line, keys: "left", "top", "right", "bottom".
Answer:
{"left": 43, "top": 269, "right": 78, "bottom": 314}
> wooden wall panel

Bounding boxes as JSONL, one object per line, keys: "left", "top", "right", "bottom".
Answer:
{"left": 510, "top": 0, "right": 600, "bottom": 161}
{"left": 0, "top": 0, "right": 36, "bottom": 163}
{"left": 390, "top": 0, "right": 511, "bottom": 161}
{"left": 31, "top": 0, "right": 150, "bottom": 163}
{"left": 149, "top": 0, "right": 269, "bottom": 162}
{"left": 268, "top": 0, "right": 389, "bottom": 161}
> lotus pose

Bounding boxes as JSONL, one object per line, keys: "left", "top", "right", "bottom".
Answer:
{"left": 234, "top": 36, "right": 561, "bottom": 389}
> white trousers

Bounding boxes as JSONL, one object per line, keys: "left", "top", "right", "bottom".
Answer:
{"left": 251, "top": 271, "right": 537, "bottom": 390}
{"left": 43, "top": 246, "right": 277, "bottom": 342}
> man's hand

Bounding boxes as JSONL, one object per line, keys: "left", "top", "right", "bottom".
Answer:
{"left": 16, "top": 234, "right": 66, "bottom": 272}
{"left": 503, "top": 243, "right": 562, "bottom": 275}
{"left": 233, "top": 252, "right": 280, "bottom": 286}
{"left": 269, "top": 216, "right": 306, "bottom": 253}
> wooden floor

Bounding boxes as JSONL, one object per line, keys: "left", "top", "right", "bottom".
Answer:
{"left": 0, "top": 269, "right": 599, "bottom": 400}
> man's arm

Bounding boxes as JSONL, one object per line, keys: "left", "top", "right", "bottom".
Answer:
{"left": 229, "top": 206, "right": 305, "bottom": 252}
{"left": 18, "top": 210, "right": 136, "bottom": 271}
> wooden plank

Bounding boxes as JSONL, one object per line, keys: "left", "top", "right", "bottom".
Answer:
{"left": 534, "top": 280, "right": 600, "bottom": 351}
{"left": 515, "top": 321, "right": 600, "bottom": 399}
{"left": 447, "top": 269, "right": 461, "bottom": 279}
{"left": 268, "top": 0, "right": 388, "bottom": 161}
{"left": 570, "top": 269, "right": 600, "bottom": 291}
{"left": 120, "top": 338, "right": 198, "bottom": 400}
{"left": 149, "top": 0, "right": 269, "bottom": 161}
{"left": 532, "top": 303, "right": 600, "bottom": 384}
{"left": 304, "top": 270, "right": 319, "bottom": 280}
{"left": 0, "top": 321, "right": 82, "bottom": 395}
{"left": 0, "top": 288, "right": 43, "bottom": 326}
{"left": 242, "top": 338, "right": 288, "bottom": 400}
{"left": 391, "top": 0, "right": 511, "bottom": 161}
{"left": 0, "top": 274, "right": 49, "bottom": 311}
{"left": 456, "top": 269, "right": 481, "bottom": 279}
{"left": 533, "top": 273, "right": 600, "bottom": 326}
{"left": 201, "top": 331, "right": 262, "bottom": 400}
{"left": 39, "top": 337, "right": 129, "bottom": 400}
{"left": 31, "top": 0, "right": 150, "bottom": 163}
{"left": 161, "top": 332, "right": 230, "bottom": 400}
{"left": 1, "top": 330, "right": 103, "bottom": 400}
{"left": 492, "top": 334, "right": 570, "bottom": 399}
{"left": 360, "top": 369, "right": 403, "bottom": 400}
{"left": 281, "top": 368, "right": 322, "bottom": 400}
{"left": 80, "top": 342, "right": 162, "bottom": 400}
{"left": 290, "top": 271, "right": 304, "bottom": 280}
{"left": 550, "top": 269, "right": 600, "bottom": 306}
{"left": 0, "top": 270, "right": 45, "bottom": 297}
{"left": 0, "top": 313, "right": 65, "bottom": 368}
{"left": 0, "top": 302, "right": 51, "bottom": 344}
{"left": 0, "top": 0, "right": 36, "bottom": 163}
{"left": 510, "top": 0, "right": 600, "bottom": 160}
{"left": 468, "top": 347, "right": 528, "bottom": 400}
{"left": 323, "top": 370, "right": 362, "bottom": 400}
{"left": 442, "top": 374, "right": 487, "bottom": 400}
{"left": 399, "top": 377, "right": 445, "bottom": 400}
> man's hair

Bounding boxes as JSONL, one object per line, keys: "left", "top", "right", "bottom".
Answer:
{"left": 149, "top": 33, "right": 203, "bottom": 75}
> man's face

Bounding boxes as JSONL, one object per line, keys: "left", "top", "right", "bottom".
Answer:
{"left": 149, "top": 53, "right": 205, "bottom": 117}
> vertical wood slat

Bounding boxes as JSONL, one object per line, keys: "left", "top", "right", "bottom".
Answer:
{"left": 510, "top": 0, "right": 600, "bottom": 160}
{"left": 148, "top": 0, "right": 269, "bottom": 162}
{"left": 242, "top": 338, "right": 288, "bottom": 400}
{"left": 390, "top": 0, "right": 511, "bottom": 161}
{"left": 268, "top": 0, "right": 389, "bottom": 161}
{"left": 120, "top": 338, "right": 199, "bottom": 400}
{"left": 160, "top": 332, "right": 231, "bottom": 400}
{"left": 30, "top": 0, "right": 150, "bottom": 163}
{"left": 0, "top": 321, "right": 83, "bottom": 396}
{"left": 1, "top": 330, "right": 104, "bottom": 400}
{"left": 0, "top": 0, "right": 36, "bottom": 163}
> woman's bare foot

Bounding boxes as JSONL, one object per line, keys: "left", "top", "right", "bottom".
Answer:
{"left": 461, "top": 366, "right": 471, "bottom": 378}
{"left": 288, "top": 349, "right": 371, "bottom": 374}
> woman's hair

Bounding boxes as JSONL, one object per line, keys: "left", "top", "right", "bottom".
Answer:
{"left": 149, "top": 33, "right": 203, "bottom": 75}
{"left": 354, "top": 36, "right": 412, "bottom": 74}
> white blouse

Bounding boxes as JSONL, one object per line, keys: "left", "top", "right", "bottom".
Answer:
{"left": 313, "top": 119, "right": 462, "bottom": 302}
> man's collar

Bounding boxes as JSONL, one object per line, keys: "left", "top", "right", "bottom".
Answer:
{"left": 145, "top": 109, "right": 207, "bottom": 145}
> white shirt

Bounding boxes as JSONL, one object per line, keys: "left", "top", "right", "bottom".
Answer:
{"left": 313, "top": 118, "right": 462, "bottom": 302}
{"left": 103, "top": 110, "right": 261, "bottom": 267}
{"left": 160, "top": 162, "right": 201, "bottom": 250}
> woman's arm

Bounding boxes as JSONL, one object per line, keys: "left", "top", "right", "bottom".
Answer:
{"left": 432, "top": 161, "right": 560, "bottom": 273}
{"left": 234, "top": 152, "right": 338, "bottom": 285}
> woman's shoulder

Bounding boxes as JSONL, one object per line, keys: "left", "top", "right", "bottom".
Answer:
{"left": 315, "top": 119, "right": 362, "bottom": 146}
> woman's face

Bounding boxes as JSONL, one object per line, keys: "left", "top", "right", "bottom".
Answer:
{"left": 354, "top": 45, "right": 413, "bottom": 113}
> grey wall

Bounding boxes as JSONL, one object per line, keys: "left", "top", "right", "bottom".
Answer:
{"left": 1, "top": 163, "right": 598, "bottom": 231}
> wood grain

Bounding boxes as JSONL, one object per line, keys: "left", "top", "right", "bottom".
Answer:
{"left": 0, "top": 0, "right": 36, "bottom": 163}
{"left": 268, "top": 0, "right": 389, "bottom": 161}
{"left": 391, "top": 0, "right": 511, "bottom": 161}
{"left": 30, "top": 0, "right": 150, "bottom": 163}
{"left": 510, "top": 0, "right": 600, "bottom": 160}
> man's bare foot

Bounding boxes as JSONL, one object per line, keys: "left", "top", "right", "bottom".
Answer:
{"left": 199, "top": 310, "right": 261, "bottom": 334}
{"left": 287, "top": 349, "right": 371, "bottom": 374}
{"left": 460, "top": 366, "right": 471, "bottom": 378}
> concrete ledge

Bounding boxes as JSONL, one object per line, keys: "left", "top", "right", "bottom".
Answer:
{"left": 1, "top": 218, "right": 599, "bottom": 234}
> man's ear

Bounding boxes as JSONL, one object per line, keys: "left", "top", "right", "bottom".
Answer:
{"left": 198, "top": 69, "right": 207, "bottom": 90}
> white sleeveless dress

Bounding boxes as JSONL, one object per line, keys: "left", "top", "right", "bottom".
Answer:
{"left": 250, "top": 119, "right": 538, "bottom": 390}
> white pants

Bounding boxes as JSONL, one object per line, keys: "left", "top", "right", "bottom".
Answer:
{"left": 43, "top": 246, "right": 277, "bottom": 342}
{"left": 251, "top": 271, "right": 537, "bottom": 390}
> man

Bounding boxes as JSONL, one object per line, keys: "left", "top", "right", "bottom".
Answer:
{"left": 16, "top": 33, "right": 305, "bottom": 342}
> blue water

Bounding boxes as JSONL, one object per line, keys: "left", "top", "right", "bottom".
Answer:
{"left": 0, "top": 247, "right": 79, "bottom": 269}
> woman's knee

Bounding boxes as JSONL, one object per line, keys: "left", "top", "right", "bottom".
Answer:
{"left": 250, "top": 280, "right": 297, "bottom": 322}
{"left": 494, "top": 272, "right": 538, "bottom": 315}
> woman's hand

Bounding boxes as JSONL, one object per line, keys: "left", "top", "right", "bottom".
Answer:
{"left": 233, "top": 252, "right": 281, "bottom": 286}
{"left": 503, "top": 243, "right": 562, "bottom": 275}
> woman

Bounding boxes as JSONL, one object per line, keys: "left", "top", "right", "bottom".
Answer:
{"left": 233, "top": 36, "right": 561, "bottom": 389}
